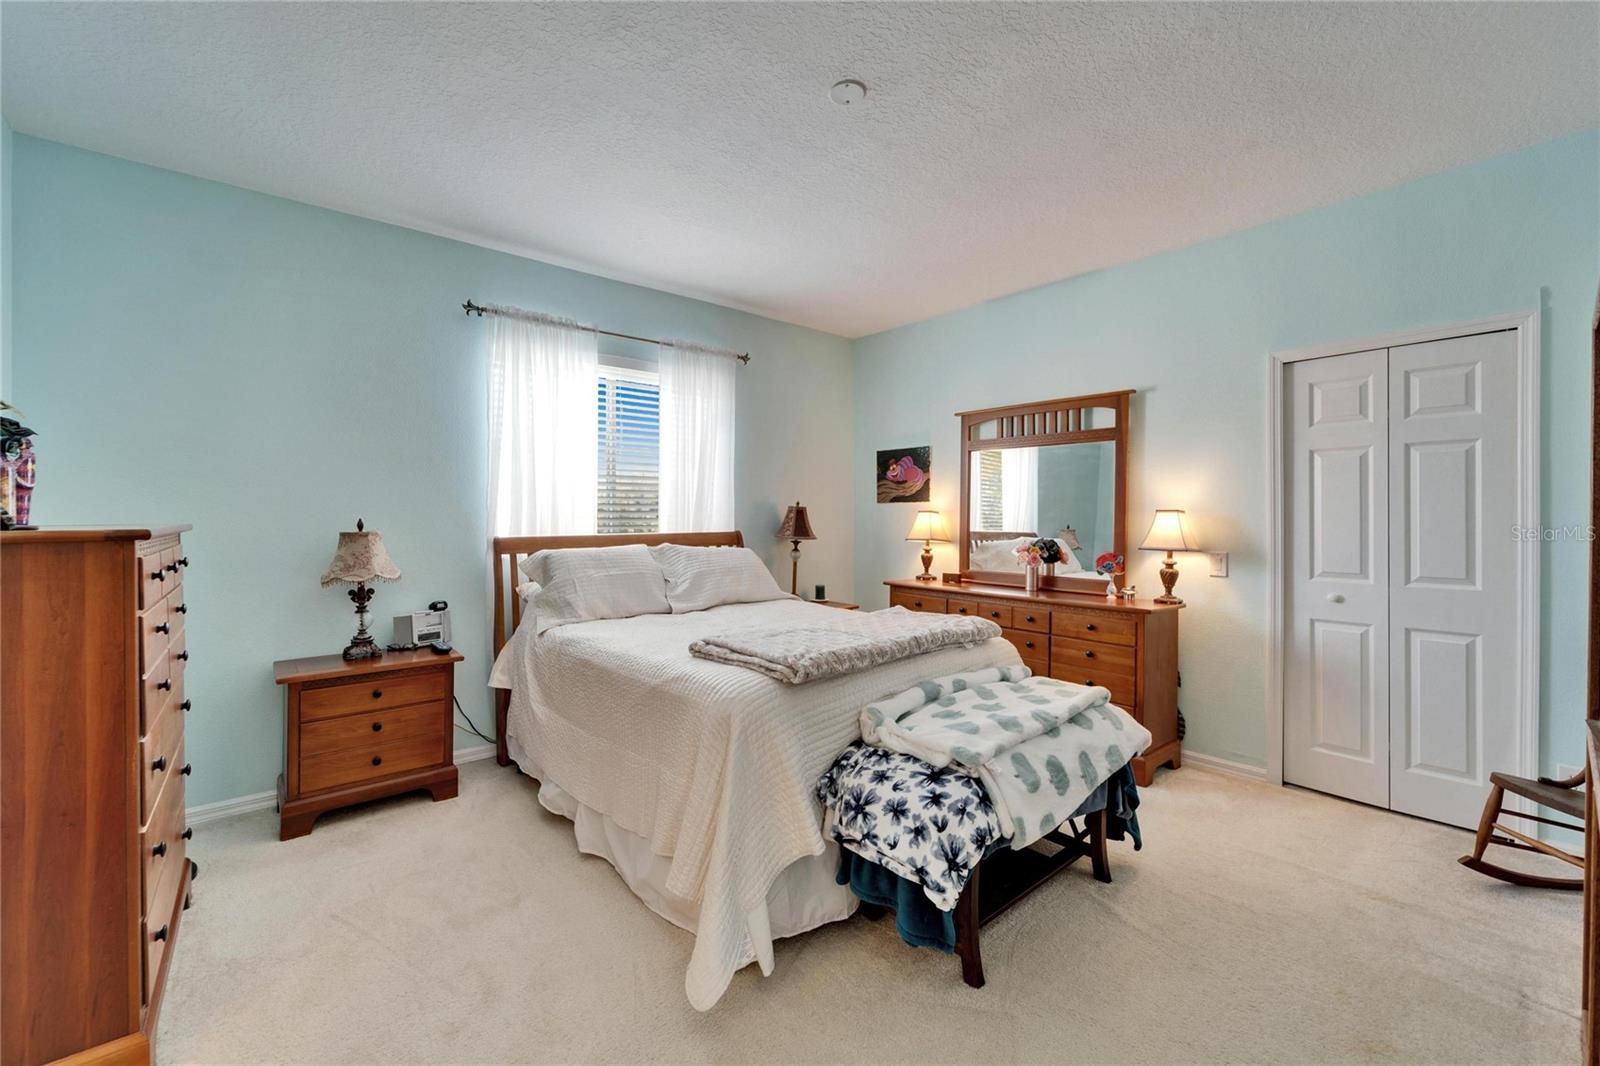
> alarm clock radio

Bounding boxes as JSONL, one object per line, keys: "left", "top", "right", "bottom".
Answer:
{"left": 394, "top": 601, "right": 451, "bottom": 646}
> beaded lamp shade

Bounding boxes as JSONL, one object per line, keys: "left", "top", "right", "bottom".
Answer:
{"left": 776, "top": 503, "right": 816, "bottom": 542}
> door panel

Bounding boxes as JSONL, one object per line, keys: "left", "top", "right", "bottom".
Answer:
{"left": 1284, "top": 349, "right": 1390, "bottom": 807}
{"left": 1388, "top": 331, "right": 1517, "bottom": 828}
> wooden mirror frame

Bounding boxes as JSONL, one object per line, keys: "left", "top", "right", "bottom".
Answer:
{"left": 957, "top": 389, "right": 1134, "bottom": 591}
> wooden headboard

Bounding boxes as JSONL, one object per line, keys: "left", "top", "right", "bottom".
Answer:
{"left": 489, "top": 530, "right": 745, "bottom": 764}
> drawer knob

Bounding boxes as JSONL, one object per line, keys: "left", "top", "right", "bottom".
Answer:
{"left": 371, "top": 756, "right": 383, "bottom": 767}
{"left": 372, "top": 689, "right": 383, "bottom": 700}
{"left": 913, "top": 601, "right": 922, "bottom": 608}
{"left": 152, "top": 756, "right": 167, "bottom": 772}
{"left": 151, "top": 571, "right": 165, "bottom": 582}
{"left": 178, "top": 651, "right": 190, "bottom": 661}
{"left": 957, "top": 607, "right": 968, "bottom": 614}
{"left": 1085, "top": 623, "right": 1097, "bottom": 632}
{"left": 155, "top": 622, "right": 170, "bottom": 634}
{"left": 372, "top": 722, "right": 383, "bottom": 732}
{"left": 175, "top": 603, "right": 188, "bottom": 614}
{"left": 1025, "top": 615, "right": 1036, "bottom": 623}
{"left": 989, "top": 610, "right": 1001, "bottom": 618}
{"left": 1086, "top": 678, "right": 1095, "bottom": 685}
{"left": 1024, "top": 641, "right": 1035, "bottom": 650}
{"left": 182, "top": 827, "right": 193, "bottom": 841}
{"left": 181, "top": 699, "right": 192, "bottom": 712}
{"left": 1084, "top": 650, "right": 1095, "bottom": 659}
{"left": 158, "top": 678, "right": 172, "bottom": 691}
{"left": 152, "top": 924, "right": 169, "bottom": 943}
{"left": 152, "top": 841, "right": 168, "bottom": 858}
{"left": 181, "top": 763, "right": 193, "bottom": 776}
{"left": 178, "top": 556, "right": 189, "bottom": 567}
{"left": 165, "top": 563, "right": 180, "bottom": 573}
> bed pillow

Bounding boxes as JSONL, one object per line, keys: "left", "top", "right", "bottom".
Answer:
{"left": 650, "top": 544, "right": 790, "bottom": 613}
{"left": 519, "top": 545, "right": 670, "bottom": 634}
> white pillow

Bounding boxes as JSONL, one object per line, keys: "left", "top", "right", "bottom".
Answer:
{"left": 650, "top": 544, "right": 789, "bottom": 613}
{"left": 519, "top": 545, "right": 670, "bottom": 634}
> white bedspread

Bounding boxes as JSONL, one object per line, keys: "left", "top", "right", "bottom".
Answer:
{"left": 490, "top": 599, "right": 1019, "bottom": 1009}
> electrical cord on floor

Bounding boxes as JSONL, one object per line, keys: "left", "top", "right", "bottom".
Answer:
{"left": 454, "top": 695, "right": 495, "bottom": 745}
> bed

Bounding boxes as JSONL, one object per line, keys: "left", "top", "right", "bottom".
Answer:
{"left": 487, "top": 531, "right": 1021, "bottom": 1009}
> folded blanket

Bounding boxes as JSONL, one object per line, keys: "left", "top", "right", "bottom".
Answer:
{"left": 689, "top": 606, "right": 1002, "bottom": 685}
{"left": 861, "top": 668, "right": 1152, "bottom": 848}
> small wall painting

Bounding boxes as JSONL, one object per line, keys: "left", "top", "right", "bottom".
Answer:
{"left": 876, "top": 446, "right": 931, "bottom": 503}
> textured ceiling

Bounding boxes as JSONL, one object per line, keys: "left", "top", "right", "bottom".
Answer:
{"left": 3, "top": 2, "right": 1597, "bottom": 337}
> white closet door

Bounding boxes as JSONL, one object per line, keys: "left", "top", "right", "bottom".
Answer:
{"left": 1284, "top": 349, "right": 1391, "bottom": 807}
{"left": 1387, "top": 330, "right": 1518, "bottom": 828}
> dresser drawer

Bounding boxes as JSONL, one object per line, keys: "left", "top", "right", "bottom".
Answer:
{"left": 160, "top": 547, "right": 185, "bottom": 602}
{"left": 1050, "top": 607, "right": 1137, "bottom": 646}
{"left": 141, "top": 710, "right": 185, "bottom": 824}
{"left": 141, "top": 767, "right": 187, "bottom": 913}
{"left": 1050, "top": 634, "right": 1136, "bottom": 674}
{"left": 138, "top": 548, "right": 171, "bottom": 609}
{"left": 1001, "top": 627, "right": 1046, "bottom": 660}
{"left": 1020, "top": 654, "right": 1049, "bottom": 678}
{"left": 140, "top": 597, "right": 171, "bottom": 676}
{"left": 141, "top": 652, "right": 179, "bottom": 730}
{"left": 1012, "top": 606, "right": 1049, "bottom": 633}
{"left": 1051, "top": 667, "right": 1136, "bottom": 709}
{"left": 889, "top": 589, "right": 946, "bottom": 614}
{"left": 301, "top": 700, "right": 446, "bottom": 757}
{"left": 945, "top": 598, "right": 980, "bottom": 618}
{"left": 300, "top": 731, "right": 444, "bottom": 794}
{"left": 973, "top": 602, "right": 1012, "bottom": 627}
{"left": 301, "top": 670, "right": 448, "bottom": 722}
{"left": 143, "top": 831, "right": 186, "bottom": 1005}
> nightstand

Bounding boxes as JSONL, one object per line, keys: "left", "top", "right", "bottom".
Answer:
{"left": 273, "top": 648, "right": 463, "bottom": 840}
{"left": 813, "top": 599, "right": 860, "bottom": 610}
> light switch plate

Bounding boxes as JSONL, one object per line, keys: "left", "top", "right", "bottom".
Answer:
{"left": 1207, "top": 551, "right": 1229, "bottom": 578}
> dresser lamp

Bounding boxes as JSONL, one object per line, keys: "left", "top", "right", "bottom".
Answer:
{"left": 905, "top": 509, "right": 950, "bottom": 582}
{"left": 1139, "top": 509, "right": 1200, "bottom": 605}
{"left": 776, "top": 502, "right": 816, "bottom": 596}
{"left": 320, "top": 518, "right": 402, "bottom": 660}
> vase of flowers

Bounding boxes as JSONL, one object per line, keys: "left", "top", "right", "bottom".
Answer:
{"left": 1015, "top": 541, "right": 1044, "bottom": 593}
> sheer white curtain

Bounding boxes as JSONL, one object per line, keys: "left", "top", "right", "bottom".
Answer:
{"left": 658, "top": 341, "right": 736, "bottom": 532}
{"left": 487, "top": 310, "right": 599, "bottom": 536}
{"left": 1001, "top": 447, "right": 1039, "bottom": 532}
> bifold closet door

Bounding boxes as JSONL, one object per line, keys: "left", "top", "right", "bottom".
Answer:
{"left": 1386, "top": 331, "right": 1517, "bottom": 827}
{"left": 1284, "top": 348, "right": 1391, "bottom": 809}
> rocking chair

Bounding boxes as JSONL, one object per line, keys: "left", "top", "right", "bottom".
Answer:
{"left": 1458, "top": 768, "right": 1586, "bottom": 890}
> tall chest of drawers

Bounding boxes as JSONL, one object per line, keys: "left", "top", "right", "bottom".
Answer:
{"left": 1, "top": 526, "right": 196, "bottom": 1066}
{"left": 886, "top": 578, "right": 1182, "bottom": 787}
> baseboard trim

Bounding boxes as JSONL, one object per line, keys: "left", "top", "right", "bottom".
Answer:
{"left": 187, "top": 789, "right": 278, "bottom": 826}
{"left": 186, "top": 743, "right": 500, "bottom": 825}
{"left": 1182, "top": 751, "right": 1271, "bottom": 782}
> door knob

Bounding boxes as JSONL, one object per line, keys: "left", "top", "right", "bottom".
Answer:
{"left": 1327, "top": 594, "right": 1345, "bottom": 604}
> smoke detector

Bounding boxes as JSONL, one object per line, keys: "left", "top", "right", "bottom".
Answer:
{"left": 829, "top": 79, "right": 867, "bottom": 106}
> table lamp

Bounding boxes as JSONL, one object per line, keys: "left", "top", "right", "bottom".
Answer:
{"left": 776, "top": 501, "right": 816, "bottom": 595}
{"left": 320, "top": 518, "right": 402, "bottom": 660}
{"left": 1139, "top": 509, "right": 1200, "bottom": 605}
{"left": 905, "top": 509, "right": 950, "bottom": 582}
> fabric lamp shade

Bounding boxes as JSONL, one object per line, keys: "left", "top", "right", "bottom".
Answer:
{"left": 1139, "top": 509, "right": 1201, "bottom": 553}
{"left": 777, "top": 502, "right": 816, "bottom": 541}
{"left": 320, "top": 519, "right": 402, "bottom": 585}
{"left": 905, "top": 510, "right": 950, "bottom": 543}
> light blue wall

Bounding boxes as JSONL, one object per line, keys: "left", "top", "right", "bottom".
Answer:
{"left": 2, "top": 116, "right": 12, "bottom": 397}
{"left": 854, "top": 131, "right": 1600, "bottom": 774}
{"left": 10, "top": 135, "right": 855, "bottom": 808}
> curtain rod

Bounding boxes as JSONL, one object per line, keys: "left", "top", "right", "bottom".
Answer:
{"left": 462, "top": 299, "right": 750, "bottom": 364}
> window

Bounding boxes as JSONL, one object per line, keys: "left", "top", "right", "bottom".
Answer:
{"left": 976, "top": 449, "right": 1003, "bottom": 529}
{"left": 596, "top": 363, "right": 660, "bottom": 533}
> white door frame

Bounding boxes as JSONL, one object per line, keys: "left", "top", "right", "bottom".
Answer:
{"left": 1265, "top": 310, "right": 1542, "bottom": 802}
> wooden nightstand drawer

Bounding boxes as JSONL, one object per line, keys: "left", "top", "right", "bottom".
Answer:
{"left": 1001, "top": 627, "right": 1045, "bottom": 659}
{"left": 300, "top": 731, "right": 444, "bottom": 794}
{"left": 889, "top": 589, "right": 946, "bottom": 614}
{"left": 1051, "top": 634, "right": 1136, "bottom": 674}
{"left": 1050, "top": 607, "right": 1137, "bottom": 646}
{"left": 301, "top": 700, "right": 445, "bottom": 757}
{"left": 301, "top": 669, "right": 448, "bottom": 722}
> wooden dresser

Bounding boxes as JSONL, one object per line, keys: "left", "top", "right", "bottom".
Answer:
{"left": 1, "top": 526, "right": 195, "bottom": 1066}
{"left": 274, "top": 649, "right": 462, "bottom": 840}
{"left": 885, "top": 578, "right": 1182, "bottom": 786}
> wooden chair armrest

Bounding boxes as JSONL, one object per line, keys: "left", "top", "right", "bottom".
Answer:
{"left": 1540, "top": 769, "right": 1588, "bottom": 790}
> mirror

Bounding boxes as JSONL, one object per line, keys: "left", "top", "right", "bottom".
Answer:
{"left": 957, "top": 390, "right": 1132, "bottom": 590}
{"left": 966, "top": 442, "right": 1116, "bottom": 575}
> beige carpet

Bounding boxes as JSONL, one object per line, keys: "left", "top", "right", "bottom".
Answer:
{"left": 159, "top": 760, "right": 1580, "bottom": 1064}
